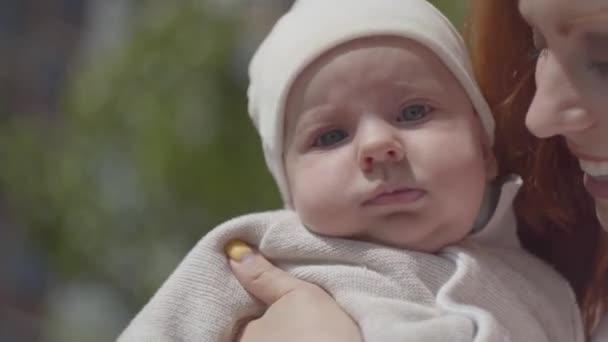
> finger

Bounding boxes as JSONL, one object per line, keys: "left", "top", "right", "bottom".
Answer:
{"left": 225, "top": 239, "right": 309, "bottom": 305}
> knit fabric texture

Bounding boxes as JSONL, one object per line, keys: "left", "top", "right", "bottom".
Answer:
{"left": 117, "top": 178, "right": 584, "bottom": 342}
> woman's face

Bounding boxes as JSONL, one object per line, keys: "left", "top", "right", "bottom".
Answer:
{"left": 519, "top": 0, "right": 608, "bottom": 226}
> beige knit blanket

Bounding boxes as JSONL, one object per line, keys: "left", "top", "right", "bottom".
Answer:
{"left": 117, "top": 179, "right": 583, "bottom": 342}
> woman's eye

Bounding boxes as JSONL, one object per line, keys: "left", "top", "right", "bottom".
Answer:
{"left": 529, "top": 29, "right": 548, "bottom": 61}
{"left": 314, "top": 129, "right": 348, "bottom": 147}
{"left": 397, "top": 104, "right": 432, "bottom": 122}
{"left": 528, "top": 47, "right": 548, "bottom": 61}
{"left": 588, "top": 61, "right": 608, "bottom": 77}
{"left": 584, "top": 32, "right": 608, "bottom": 76}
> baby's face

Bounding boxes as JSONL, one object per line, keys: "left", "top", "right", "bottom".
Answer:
{"left": 283, "top": 36, "right": 495, "bottom": 252}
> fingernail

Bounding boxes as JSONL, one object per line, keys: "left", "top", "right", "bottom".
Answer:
{"left": 225, "top": 239, "right": 254, "bottom": 262}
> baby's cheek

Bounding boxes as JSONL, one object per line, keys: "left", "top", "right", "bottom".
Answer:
{"left": 428, "top": 145, "right": 486, "bottom": 213}
{"left": 293, "top": 184, "right": 358, "bottom": 238}
{"left": 423, "top": 151, "right": 484, "bottom": 184}
{"left": 295, "top": 193, "right": 340, "bottom": 233}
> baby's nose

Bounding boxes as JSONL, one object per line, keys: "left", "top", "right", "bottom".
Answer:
{"left": 359, "top": 138, "right": 404, "bottom": 172}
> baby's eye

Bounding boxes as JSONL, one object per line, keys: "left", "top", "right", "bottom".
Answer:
{"left": 314, "top": 129, "right": 348, "bottom": 147}
{"left": 397, "top": 104, "right": 432, "bottom": 122}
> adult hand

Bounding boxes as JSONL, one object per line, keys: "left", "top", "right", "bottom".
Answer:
{"left": 224, "top": 240, "right": 363, "bottom": 342}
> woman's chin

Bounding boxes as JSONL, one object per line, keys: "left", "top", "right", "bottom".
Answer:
{"left": 595, "top": 200, "right": 608, "bottom": 232}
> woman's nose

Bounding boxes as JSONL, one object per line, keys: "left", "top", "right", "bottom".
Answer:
{"left": 357, "top": 122, "right": 404, "bottom": 172}
{"left": 526, "top": 52, "right": 594, "bottom": 138}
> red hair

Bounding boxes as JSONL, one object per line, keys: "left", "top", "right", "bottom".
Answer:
{"left": 466, "top": 0, "right": 608, "bottom": 335}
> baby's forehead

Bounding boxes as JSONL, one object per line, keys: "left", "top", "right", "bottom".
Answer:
{"left": 312, "top": 36, "right": 440, "bottom": 64}
{"left": 294, "top": 37, "right": 442, "bottom": 80}
{"left": 288, "top": 36, "right": 453, "bottom": 97}
{"left": 283, "top": 37, "right": 468, "bottom": 125}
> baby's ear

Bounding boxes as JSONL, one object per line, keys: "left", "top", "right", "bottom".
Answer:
{"left": 474, "top": 110, "right": 498, "bottom": 181}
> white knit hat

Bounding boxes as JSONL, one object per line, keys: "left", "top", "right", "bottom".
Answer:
{"left": 248, "top": 0, "right": 494, "bottom": 206}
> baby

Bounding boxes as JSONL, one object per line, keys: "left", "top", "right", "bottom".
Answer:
{"left": 118, "top": 0, "right": 584, "bottom": 341}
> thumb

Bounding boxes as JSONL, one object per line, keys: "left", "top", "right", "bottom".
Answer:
{"left": 225, "top": 239, "right": 306, "bottom": 306}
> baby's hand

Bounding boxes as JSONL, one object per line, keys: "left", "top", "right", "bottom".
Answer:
{"left": 225, "top": 240, "right": 363, "bottom": 342}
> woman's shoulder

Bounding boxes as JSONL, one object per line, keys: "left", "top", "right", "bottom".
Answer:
{"left": 592, "top": 315, "right": 608, "bottom": 342}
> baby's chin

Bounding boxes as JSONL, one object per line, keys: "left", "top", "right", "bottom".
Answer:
{"left": 303, "top": 216, "right": 468, "bottom": 253}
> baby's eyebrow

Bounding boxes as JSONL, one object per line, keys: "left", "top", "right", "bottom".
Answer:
{"left": 297, "top": 105, "right": 335, "bottom": 124}
{"left": 291, "top": 105, "right": 336, "bottom": 134}
{"left": 391, "top": 79, "right": 444, "bottom": 96}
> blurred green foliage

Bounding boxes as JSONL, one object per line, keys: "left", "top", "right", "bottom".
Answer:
{"left": 431, "top": 0, "right": 467, "bottom": 29}
{"left": 0, "top": 1, "right": 280, "bottom": 307}
{"left": 0, "top": 0, "right": 467, "bottom": 319}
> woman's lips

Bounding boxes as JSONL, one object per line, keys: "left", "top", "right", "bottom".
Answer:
{"left": 579, "top": 159, "right": 608, "bottom": 200}
{"left": 584, "top": 173, "right": 608, "bottom": 200}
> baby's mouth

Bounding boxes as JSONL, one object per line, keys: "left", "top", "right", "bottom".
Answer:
{"left": 362, "top": 186, "right": 426, "bottom": 206}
